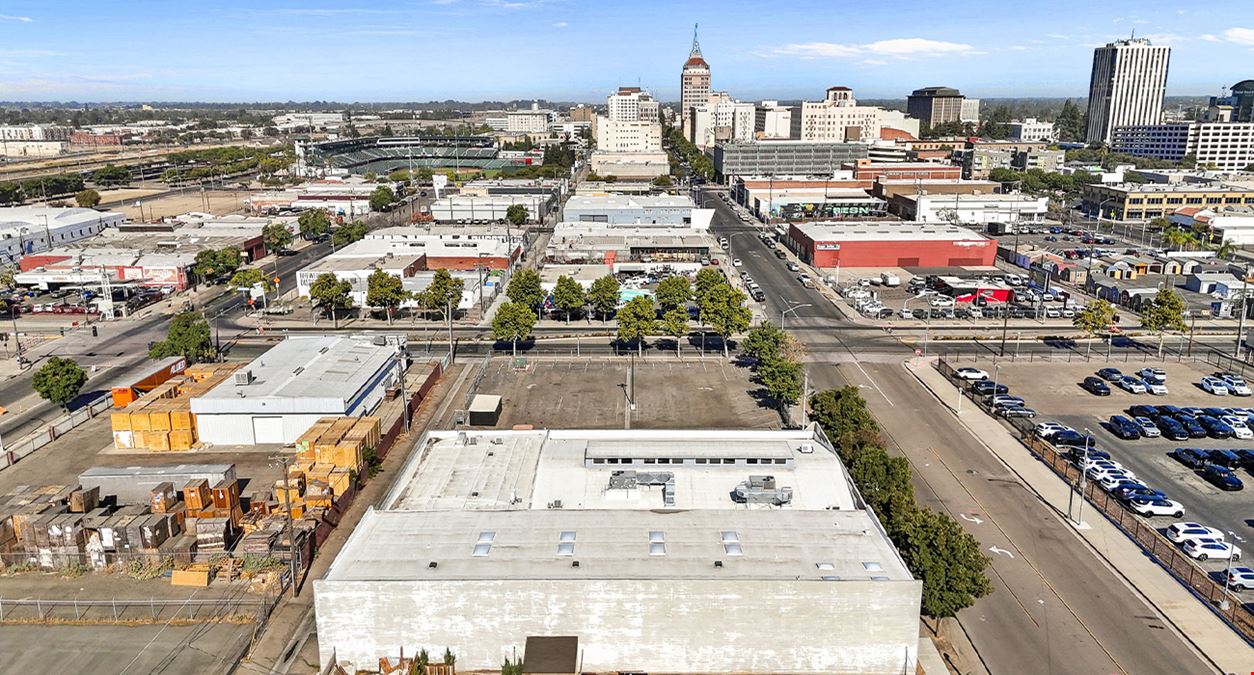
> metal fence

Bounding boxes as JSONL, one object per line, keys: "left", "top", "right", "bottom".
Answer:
{"left": 935, "top": 357, "right": 1254, "bottom": 641}
{"left": 0, "top": 392, "right": 112, "bottom": 473}
{"left": 0, "top": 592, "right": 277, "bottom": 624}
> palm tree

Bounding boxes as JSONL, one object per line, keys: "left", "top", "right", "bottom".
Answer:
{"left": 1163, "top": 228, "right": 1198, "bottom": 252}
{"left": 1214, "top": 241, "right": 1237, "bottom": 261}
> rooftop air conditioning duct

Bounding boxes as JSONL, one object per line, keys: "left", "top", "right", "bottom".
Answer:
{"left": 233, "top": 370, "right": 254, "bottom": 386}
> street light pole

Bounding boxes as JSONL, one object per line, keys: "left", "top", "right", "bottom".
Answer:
{"left": 1075, "top": 430, "right": 1091, "bottom": 527}
{"left": 999, "top": 220, "right": 1022, "bottom": 356}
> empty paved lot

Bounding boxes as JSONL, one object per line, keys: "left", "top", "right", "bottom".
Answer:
{"left": 469, "top": 357, "right": 782, "bottom": 430}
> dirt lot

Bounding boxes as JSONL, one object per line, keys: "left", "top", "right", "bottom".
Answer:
{"left": 467, "top": 357, "right": 783, "bottom": 430}
{"left": 118, "top": 189, "right": 251, "bottom": 221}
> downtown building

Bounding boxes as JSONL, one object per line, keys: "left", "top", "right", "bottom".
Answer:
{"left": 1111, "top": 122, "right": 1254, "bottom": 172}
{"left": 799, "top": 87, "right": 921, "bottom": 142}
{"left": 906, "top": 87, "right": 979, "bottom": 128}
{"left": 679, "top": 25, "right": 711, "bottom": 138}
{"left": 592, "top": 87, "right": 667, "bottom": 179}
{"left": 1084, "top": 38, "right": 1171, "bottom": 144}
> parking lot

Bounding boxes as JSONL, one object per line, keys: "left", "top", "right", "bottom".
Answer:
{"left": 948, "top": 359, "right": 1254, "bottom": 597}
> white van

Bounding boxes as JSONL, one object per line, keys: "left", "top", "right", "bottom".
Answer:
{"left": 881, "top": 273, "right": 901, "bottom": 287}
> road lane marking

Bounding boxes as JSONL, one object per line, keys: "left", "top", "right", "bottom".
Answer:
{"left": 989, "top": 546, "right": 1015, "bottom": 558}
{"left": 961, "top": 513, "right": 985, "bottom": 525}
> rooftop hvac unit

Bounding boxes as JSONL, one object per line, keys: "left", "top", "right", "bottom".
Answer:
{"left": 233, "top": 370, "right": 254, "bottom": 386}
{"left": 799, "top": 443, "right": 814, "bottom": 454}
{"left": 372, "top": 335, "right": 388, "bottom": 346}
{"left": 733, "top": 475, "right": 794, "bottom": 506}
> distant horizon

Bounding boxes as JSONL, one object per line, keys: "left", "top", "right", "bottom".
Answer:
{"left": 0, "top": 1, "right": 1250, "bottom": 102}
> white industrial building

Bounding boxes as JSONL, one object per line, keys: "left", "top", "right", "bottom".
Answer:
{"left": 315, "top": 427, "right": 921, "bottom": 674}
{"left": 428, "top": 194, "right": 554, "bottom": 223}
{"left": 505, "top": 105, "right": 556, "bottom": 134}
{"left": 190, "top": 335, "right": 401, "bottom": 445}
{"left": 900, "top": 193, "right": 1048, "bottom": 224}
{"left": 0, "top": 206, "right": 123, "bottom": 263}
{"left": 562, "top": 194, "right": 713, "bottom": 228}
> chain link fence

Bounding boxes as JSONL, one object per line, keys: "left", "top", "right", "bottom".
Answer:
{"left": 935, "top": 357, "right": 1254, "bottom": 641}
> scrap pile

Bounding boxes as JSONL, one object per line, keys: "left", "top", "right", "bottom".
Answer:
{"left": 110, "top": 363, "right": 241, "bottom": 451}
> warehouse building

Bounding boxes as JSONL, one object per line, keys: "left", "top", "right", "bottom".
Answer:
{"left": 190, "top": 335, "right": 402, "bottom": 446}
{"left": 888, "top": 193, "right": 1048, "bottom": 224}
{"left": 314, "top": 427, "right": 921, "bottom": 674}
{"left": 788, "top": 221, "right": 995, "bottom": 268}
{"left": 428, "top": 193, "right": 555, "bottom": 223}
{"left": 712, "top": 141, "right": 870, "bottom": 182}
{"left": 545, "top": 223, "right": 714, "bottom": 270}
{"left": 562, "top": 194, "right": 713, "bottom": 228}
{"left": 0, "top": 206, "right": 123, "bottom": 262}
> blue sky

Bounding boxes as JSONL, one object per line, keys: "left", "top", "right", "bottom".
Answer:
{"left": 0, "top": 0, "right": 1251, "bottom": 102}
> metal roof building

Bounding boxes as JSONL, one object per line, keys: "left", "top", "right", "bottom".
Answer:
{"left": 314, "top": 427, "right": 921, "bottom": 674}
{"left": 189, "top": 335, "right": 401, "bottom": 445}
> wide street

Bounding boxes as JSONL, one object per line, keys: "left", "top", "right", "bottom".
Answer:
{"left": 702, "top": 188, "right": 1219, "bottom": 674}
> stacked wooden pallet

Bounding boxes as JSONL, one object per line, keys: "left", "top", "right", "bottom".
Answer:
{"left": 280, "top": 416, "right": 380, "bottom": 518}
{"left": 109, "top": 363, "right": 241, "bottom": 451}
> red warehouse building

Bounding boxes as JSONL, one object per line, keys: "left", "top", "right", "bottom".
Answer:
{"left": 788, "top": 222, "right": 996, "bottom": 268}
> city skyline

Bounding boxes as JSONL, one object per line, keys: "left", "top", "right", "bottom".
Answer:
{"left": 1, "top": 0, "right": 1252, "bottom": 102}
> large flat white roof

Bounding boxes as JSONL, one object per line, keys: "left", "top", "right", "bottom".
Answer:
{"left": 792, "top": 221, "right": 990, "bottom": 242}
{"left": 564, "top": 194, "right": 695, "bottom": 210}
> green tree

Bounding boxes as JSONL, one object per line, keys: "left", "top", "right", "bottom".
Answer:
{"left": 847, "top": 446, "right": 914, "bottom": 513}
{"left": 1243, "top": 163, "right": 1254, "bottom": 173}
{"left": 369, "top": 185, "right": 395, "bottom": 212}
{"left": 551, "top": 275, "right": 585, "bottom": 323}
{"left": 32, "top": 357, "right": 88, "bottom": 411}
{"left": 809, "top": 387, "right": 881, "bottom": 458}
{"left": 694, "top": 267, "right": 725, "bottom": 308}
{"left": 74, "top": 188, "right": 101, "bottom": 208}
{"left": 587, "top": 274, "right": 620, "bottom": 321}
{"left": 332, "top": 220, "right": 368, "bottom": 247}
{"left": 1163, "top": 227, "right": 1198, "bottom": 252}
{"left": 443, "top": 648, "right": 456, "bottom": 666}
{"left": 702, "top": 283, "right": 752, "bottom": 357}
{"left": 492, "top": 301, "right": 537, "bottom": 357}
{"left": 417, "top": 268, "right": 466, "bottom": 326}
{"left": 1072, "top": 300, "right": 1117, "bottom": 356}
{"left": 1214, "top": 241, "right": 1237, "bottom": 261}
{"left": 229, "top": 268, "right": 274, "bottom": 293}
{"left": 0, "top": 182, "right": 20, "bottom": 205}
{"left": 616, "top": 295, "right": 656, "bottom": 356}
{"left": 506, "top": 203, "right": 529, "bottom": 228}
{"left": 660, "top": 304, "right": 689, "bottom": 358}
{"left": 297, "top": 209, "right": 331, "bottom": 240}
{"left": 309, "top": 272, "right": 353, "bottom": 328}
{"left": 896, "top": 505, "right": 994, "bottom": 618}
{"left": 91, "top": 164, "right": 129, "bottom": 186}
{"left": 506, "top": 268, "right": 544, "bottom": 311}
{"left": 653, "top": 174, "right": 674, "bottom": 188}
{"left": 743, "top": 321, "right": 787, "bottom": 361}
{"left": 148, "top": 311, "right": 215, "bottom": 363}
{"left": 654, "top": 275, "right": 691, "bottom": 312}
{"left": 365, "top": 268, "right": 409, "bottom": 325}
{"left": 263, "top": 221, "right": 293, "bottom": 254}
{"left": 1142, "top": 287, "right": 1188, "bottom": 358}
{"left": 757, "top": 354, "right": 803, "bottom": 409}
{"left": 1054, "top": 99, "right": 1086, "bottom": 143}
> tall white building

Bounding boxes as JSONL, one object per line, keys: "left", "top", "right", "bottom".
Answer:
{"left": 1111, "top": 122, "right": 1254, "bottom": 172}
{"left": 506, "top": 103, "right": 555, "bottom": 134}
{"left": 687, "top": 93, "right": 755, "bottom": 148}
{"left": 756, "top": 101, "right": 796, "bottom": 140}
{"left": 1008, "top": 118, "right": 1057, "bottom": 142}
{"left": 680, "top": 25, "right": 711, "bottom": 137}
{"left": 1085, "top": 38, "right": 1171, "bottom": 144}
{"left": 960, "top": 99, "right": 981, "bottom": 124}
{"left": 606, "top": 87, "right": 660, "bottom": 123}
{"left": 798, "top": 87, "right": 921, "bottom": 142}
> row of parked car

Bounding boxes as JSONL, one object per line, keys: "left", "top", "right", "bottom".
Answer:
{"left": 1081, "top": 366, "right": 1171, "bottom": 396}
{"left": 1107, "top": 403, "right": 1254, "bottom": 442}
{"left": 1168, "top": 448, "right": 1249, "bottom": 491}
{"left": 953, "top": 367, "right": 1040, "bottom": 418}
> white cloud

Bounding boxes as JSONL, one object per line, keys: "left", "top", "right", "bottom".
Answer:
{"left": 760, "top": 37, "right": 978, "bottom": 61}
{"left": 1139, "top": 33, "right": 1182, "bottom": 45}
{"left": 1225, "top": 27, "right": 1254, "bottom": 45}
{"left": 0, "top": 14, "right": 32, "bottom": 22}
{"left": 552, "top": 21, "right": 567, "bottom": 27}
{"left": 1199, "top": 33, "right": 1221, "bottom": 42}
{"left": 860, "top": 59, "right": 888, "bottom": 65}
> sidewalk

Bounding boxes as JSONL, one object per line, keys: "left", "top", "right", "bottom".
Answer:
{"left": 905, "top": 356, "right": 1253, "bottom": 672}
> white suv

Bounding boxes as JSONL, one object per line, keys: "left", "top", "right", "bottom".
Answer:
{"left": 1166, "top": 522, "right": 1224, "bottom": 544}
{"left": 1183, "top": 538, "right": 1241, "bottom": 561}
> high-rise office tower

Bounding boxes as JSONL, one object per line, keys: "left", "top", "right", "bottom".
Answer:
{"left": 1085, "top": 38, "right": 1171, "bottom": 144}
{"left": 680, "top": 24, "right": 710, "bottom": 137}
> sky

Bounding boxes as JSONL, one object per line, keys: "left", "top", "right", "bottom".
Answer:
{"left": 0, "top": 0, "right": 1252, "bottom": 103}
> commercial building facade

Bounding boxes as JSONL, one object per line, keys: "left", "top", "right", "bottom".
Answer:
{"left": 889, "top": 193, "right": 1048, "bottom": 224}
{"left": 0, "top": 207, "right": 122, "bottom": 263}
{"left": 712, "top": 141, "right": 869, "bottom": 182}
{"left": 315, "top": 427, "right": 921, "bottom": 674}
{"left": 190, "top": 335, "right": 402, "bottom": 446}
{"left": 1110, "top": 122, "right": 1254, "bottom": 172}
{"left": 789, "top": 221, "right": 996, "bottom": 268}
{"left": 1082, "top": 183, "right": 1254, "bottom": 221}
{"left": 563, "top": 194, "right": 712, "bottom": 228}
{"left": 1085, "top": 39, "right": 1171, "bottom": 144}
{"left": 798, "top": 87, "right": 920, "bottom": 142}
{"left": 906, "top": 87, "right": 970, "bottom": 127}
{"left": 1008, "top": 118, "right": 1057, "bottom": 142}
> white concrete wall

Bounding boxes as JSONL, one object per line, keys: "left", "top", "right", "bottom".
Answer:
{"left": 315, "top": 578, "right": 921, "bottom": 674}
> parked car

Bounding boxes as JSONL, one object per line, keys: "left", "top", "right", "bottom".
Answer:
{"left": 1142, "top": 376, "right": 1169, "bottom": 396}
{"left": 1108, "top": 415, "right": 1142, "bottom": 440}
{"left": 1226, "top": 567, "right": 1254, "bottom": 591}
{"left": 1133, "top": 417, "right": 1161, "bottom": 437}
{"left": 1166, "top": 522, "right": 1224, "bottom": 544}
{"left": 1137, "top": 367, "right": 1167, "bottom": 381}
{"left": 999, "top": 407, "right": 1037, "bottom": 418}
{"left": 1128, "top": 498, "right": 1185, "bottom": 518}
{"left": 971, "top": 380, "right": 1009, "bottom": 396}
{"left": 1156, "top": 416, "right": 1190, "bottom": 440}
{"left": 1097, "top": 367, "right": 1123, "bottom": 382}
{"left": 1097, "top": 472, "right": 1137, "bottom": 491}
{"left": 1201, "top": 464, "right": 1245, "bottom": 491}
{"left": 1171, "top": 447, "right": 1211, "bottom": 469}
{"left": 1183, "top": 538, "right": 1241, "bottom": 561}
{"left": 1117, "top": 376, "right": 1147, "bottom": 394}
{"left": 732, "top": 258, "right": 743, "bottom": 267}
{"left": 1197, "top": 415, "right": 1235, "bottom": 439}
{"left": 1081, "top": 376, "right": 1111, "bottom": 395}
{"left": 1116, "top": 486, "right": 1167, "bottom": 503}
{"left": 1218, "top": 373, "right": 1253, "bottom": 396}
{"left": 1054, "top": 430, "right": 1098, "bottom": 450}
{"left": 786, "top": 262, "right": 800, "bottom": 272}
{"left": 1128, "top": 404, "right": 1160, "bottom": 418}
{"left": 1206, "top": 449, "right": 1243, "bottom": 469}
{"left": 1200, "top": 376, "right": 1231, "bottom": 396}
{"left": 1174, "top": 415, "right": 1209, "bottom": 438}
{"left": 954, "top": 367, "right": 989, "bottom": 381}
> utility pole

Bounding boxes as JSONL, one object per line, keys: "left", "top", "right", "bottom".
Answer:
{"left": 998, "top": 220, "right": 1022, "bottom": 356}
{"left": 397, "top": 342, "right": 410, "bottom": 431}
{"left": 1236, "top": 264, "right": 1249, "bottom": 359}
{"left": 275, "top": 454, "right": 299, "bottom": 598}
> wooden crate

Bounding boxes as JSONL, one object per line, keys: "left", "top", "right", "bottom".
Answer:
{"left": 112, "top": 430, "right": 135, "bottom": 450}
{"left": 328, "top": 469, "right": 353, "bottom": 497}
{"left": 171, "top": 565, "right": 212, "bottom": 587}
{"left": 170, "top": 408, "right": 193, "bottom": 431}
{"left": 148, "top": 407, "right": 171, "bottom": 432}
{"left": 110, "top": 412, "right": 132, "bottom": 431}
{"left": 169, "top": 429, "right": 194, "bottom": 451}
{"left": 129, "top": 411, "right": 151, "bottom": 432}
{"left": 183, "top": 480, "right": 211, "bottom": 511}
{"left": 211, "top": 479, "right": 240, "bottom": 509}
{"left": 147, "top": 431, "right": 172, "bottom": 452}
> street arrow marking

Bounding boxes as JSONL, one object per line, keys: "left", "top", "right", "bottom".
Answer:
{"left": 988, "top": 546, "right": 1014, "bottom": 558}
{"left": 960, "top": 514, "right": 984, "bottom": 525}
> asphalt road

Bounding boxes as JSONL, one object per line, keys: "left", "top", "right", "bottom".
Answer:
{"left": 698, "top": 191, "right": 1216, "bottom": 674}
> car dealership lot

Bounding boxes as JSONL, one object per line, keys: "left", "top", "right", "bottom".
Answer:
{"left": 948, "top": 358, "right": 1254, "bottom": 591}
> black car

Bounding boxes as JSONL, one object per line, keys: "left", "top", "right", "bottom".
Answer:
{"left": 1128, "top": 404, "right": 1159, "bottom": 418}
{"left": 1097, "top": 367, "right": 1123, "bottom": 382}
{"left": 971, "top": 380, "right": 1009, "bottom": 396}
{"left": 1081, "top": 376, "right": 1111, "bottom": 396}
{"left": 1202, "top": 464, "right": 1245, "bottom": 491}
{"left": 1157, "top": 416, "right": 1190, "bottom": 440}
{"left": 1235, "top": 449, "right": 1254, "bottom": 470}
{"left": 1173, "top": 415, "right": 1209, "bottom": 439}
{"left": 1108, "top": 415, "right": 1142, "bottom": 440}
{"left": 1054, "top": 430, "right": 1098, "bottom": 450}
{"left": 1197, "top": 415, "right": 1235, "bottom": 439}
{"left": 1207, "top": 449, "right": 1243, "bottom": 469}
{"left": 1172, "top": 447, "right": 1211, "bottom": 469}
{"left": 773, "top": 249, "right": 787, "bottom": 259}
{"left": 1203, "top": 407, "right": 1230, "bottom": 418}
{"left": 1157, "top": 405, "right": 1183, "bottom": 417}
